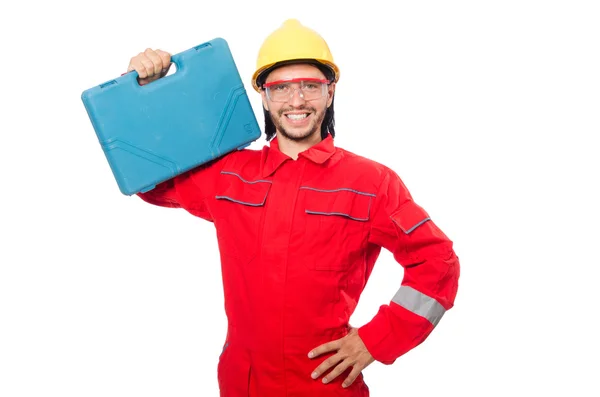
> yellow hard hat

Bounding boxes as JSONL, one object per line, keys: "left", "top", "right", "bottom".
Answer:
{"left": 251, "top": 19, "right": 340, "bottom": 92}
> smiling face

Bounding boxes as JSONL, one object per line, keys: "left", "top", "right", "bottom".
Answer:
{"left": 260, "top": 63, "right": 335, "bottom": 143}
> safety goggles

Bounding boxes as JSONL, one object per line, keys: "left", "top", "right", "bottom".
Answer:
{"left": 263, "top": 78, "right": 330, "bottom": 103}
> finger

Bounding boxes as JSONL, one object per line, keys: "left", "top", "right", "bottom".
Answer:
{"left": 321, "top": 360, "right": 351, "bottom": 384}
{"left": 342, "top": 365, "right": 363, "bottom": 388}
{"left": 144, "top": 48, "right": 163, "bottom": 75}
{"left": 156, "top": 49, "right": 172, "bottom": 73}
{"left": 128, "top": 57, "right": 148, "bottom": 78}
{"left": 140, "top": 57, "right": 156, "bottom": 78}
{"left": 308, "top": 339, "right": 341, "bottom": 358}
{"left": 311, "top": 353, "right": 343, "bottom": 380}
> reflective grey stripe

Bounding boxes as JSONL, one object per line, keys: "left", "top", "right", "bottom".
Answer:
{"left": 216, "top": 171, "right": 271, "bottom": 206}
{"left": 220, "top": 171, "right": 272, "bottom": 184}
{"left": 405, "top": 217, "right": 431, "bottom": 234}
{"left": 219, "top": 342, "right": 229, "bottom": 357}
{"left": 392, "top": 286, "right": 445, "bottom": 326}
{"left": 215, "top": 196, "right": 266, "bottom": 206}
{"left": 391, "top": 216, "right": 431, "bottom": 234}
{"left": 299, "top": 186, "right": 376, "bottom": 197}
{"left": 305, "top": 210, "right": 368, "bottom": 222}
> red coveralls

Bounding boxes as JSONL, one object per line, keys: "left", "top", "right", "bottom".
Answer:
{"left": 138, "top": 134, "right": 460, "bottom": 396}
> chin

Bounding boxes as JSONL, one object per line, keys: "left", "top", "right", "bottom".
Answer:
{"left": 281, "top": 128, "right": 319, "bottom": 142}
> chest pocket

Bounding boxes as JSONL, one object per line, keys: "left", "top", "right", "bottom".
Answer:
{"left": 301, "top": 187, "right": 374, "bottom": 271}
{"left": 214, "top": 171, "right": 272, "bottom": 265}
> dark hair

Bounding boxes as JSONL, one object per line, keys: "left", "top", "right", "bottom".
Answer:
{"left": 257, "top": 59, "right": 336, "bottom": 141}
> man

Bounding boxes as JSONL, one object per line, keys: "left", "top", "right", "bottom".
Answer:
{"left": 127, "top": 19, "right": 460, "bottom": 397}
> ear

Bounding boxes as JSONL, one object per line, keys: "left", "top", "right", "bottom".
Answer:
{"left": 326, "top": 82, "right": 336, "bottom": 108}
{"left": 261, "top": 90, "right": 269, "bottom": 111}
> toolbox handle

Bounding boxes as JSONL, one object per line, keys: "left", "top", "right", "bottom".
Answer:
{"left": 110, "top": 41, "right": 215, "bottom": 91}
{"left": 121, "top": 53, "right": 184, "bottom": 90}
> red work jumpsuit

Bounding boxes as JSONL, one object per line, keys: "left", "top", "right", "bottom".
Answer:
{"left": 138, "top": 134, "right": 460, "bottom": 396}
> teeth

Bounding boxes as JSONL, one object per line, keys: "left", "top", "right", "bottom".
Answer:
{"left": 286, "top": 114, "right": 308, "bottom": 120}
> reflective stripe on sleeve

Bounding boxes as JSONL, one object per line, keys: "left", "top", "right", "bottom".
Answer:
{"left": 391, "top": 286, "right": 445, "bottom": 326}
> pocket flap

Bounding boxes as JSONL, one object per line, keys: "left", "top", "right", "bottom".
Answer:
{"left": 301, "top": 187, "right": 375, "bottom": 222}
{"left": 391, "top": 201, "right": 431, "bottom": 234}
{"left": 215, "top": 171, "right": 272, "bottom": 206}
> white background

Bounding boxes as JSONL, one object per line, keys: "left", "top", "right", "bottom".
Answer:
{"left": 1, "top": 1, "right": 599, "bottom": 396}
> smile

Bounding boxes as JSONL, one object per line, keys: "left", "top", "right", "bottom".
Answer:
{"left": 285, "top": 113, "right": 309, "bottom": 120}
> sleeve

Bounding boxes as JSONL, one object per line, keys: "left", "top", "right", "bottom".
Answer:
{"left": 136, "top": 155, "right": 228, "bottom": 222}
{"left": 357, "top": 168, "right": 460, "bottom": 365}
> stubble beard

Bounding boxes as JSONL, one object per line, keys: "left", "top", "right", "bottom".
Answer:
{"left": 271, "top": 106, "right": 325, "bottom": 142}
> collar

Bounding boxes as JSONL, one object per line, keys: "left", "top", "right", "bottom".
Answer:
{"left": 261, "top": 134, "right": 336, "bottom": 178}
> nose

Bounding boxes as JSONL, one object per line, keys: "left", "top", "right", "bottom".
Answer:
{"left": 288, "top": 87, "right": 306, "bottom": 106}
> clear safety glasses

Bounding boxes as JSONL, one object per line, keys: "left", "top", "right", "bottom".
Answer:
{"left": 263, "top": 78, "right": 330, "bottom": 103}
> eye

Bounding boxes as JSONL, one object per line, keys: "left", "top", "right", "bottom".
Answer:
{"left": 303, "top": 83, "right": 320, "bottom": 91}
{"left": 271, "top": 84, "right": 288, "bottom": 92}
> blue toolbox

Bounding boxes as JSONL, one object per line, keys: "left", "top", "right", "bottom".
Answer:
{"left": 81, "top": 37, "right": 261, "bottom": 195}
